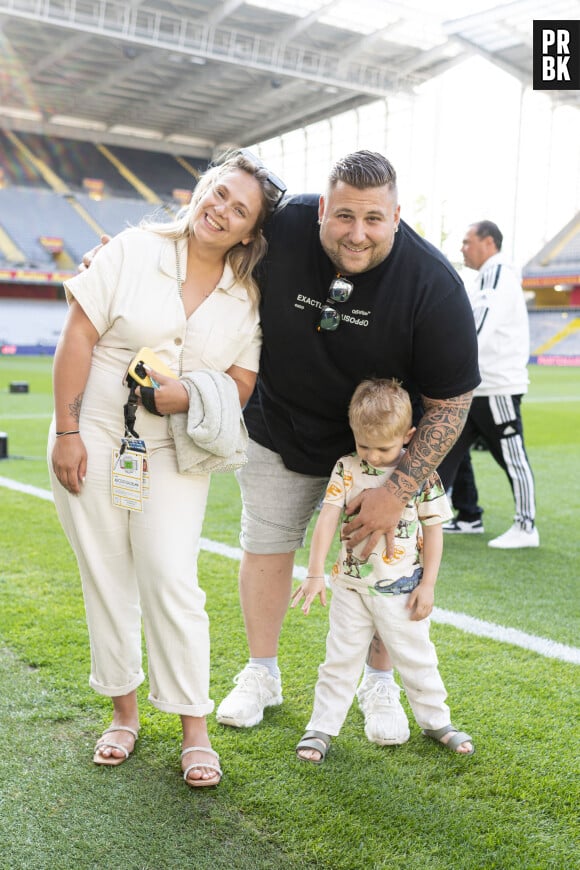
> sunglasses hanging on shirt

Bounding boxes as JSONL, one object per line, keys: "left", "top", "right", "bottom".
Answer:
{"left": 317, "top": 275, "right": 354, "bottom": 332}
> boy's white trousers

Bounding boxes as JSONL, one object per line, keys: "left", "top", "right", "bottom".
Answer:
{"left": 306, "top": 584, "right": 451, "bottom": 735}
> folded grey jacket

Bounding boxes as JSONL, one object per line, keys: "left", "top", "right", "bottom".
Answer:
{"left": 168, "top": 369, "right": 249, "bottom": 474}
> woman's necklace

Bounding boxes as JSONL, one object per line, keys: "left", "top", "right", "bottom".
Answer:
{"left": 175, "top": 241, "right": 221, "bottom": 304}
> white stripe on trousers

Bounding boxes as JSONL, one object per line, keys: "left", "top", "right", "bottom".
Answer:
{"left": 488, "top": 395, "right": 536, "bottom": 527}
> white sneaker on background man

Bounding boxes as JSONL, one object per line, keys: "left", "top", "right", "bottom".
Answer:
{"left": 488, "top": 523, "right": 540, "bottom": 549}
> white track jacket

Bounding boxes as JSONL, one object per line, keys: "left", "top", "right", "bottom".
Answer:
{"left": 469, "top": 252, "right": 530, "bottom": 396}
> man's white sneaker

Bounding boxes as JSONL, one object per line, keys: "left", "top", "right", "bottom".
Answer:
{"left": 488, "top": 524, "right": 540, "bottom": 549}
{"left": 356, "top": 676, "right": 410, "bottom": 746}
{"left": 216, "top": 664, "right": 283, "bottom": 728}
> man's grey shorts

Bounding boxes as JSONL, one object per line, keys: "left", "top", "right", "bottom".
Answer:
{"left": 236, "top": 439, "right": 329, "bottom": 554}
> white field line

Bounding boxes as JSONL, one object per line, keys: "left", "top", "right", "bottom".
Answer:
{"left": 0, "top": 475, "right": 55, "bottom": 501}
{"left": 1, "top": 413, "right": 53, "bottom": 421}
{"left": 2, "top": 475, "right": 579, "bottom": 665}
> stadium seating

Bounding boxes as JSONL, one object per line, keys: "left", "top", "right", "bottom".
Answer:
{"left": 528, "top": 309, "right": 580, "bottom": 356}
{"left": 0, "top": 131, "right": 205, "bottom": 200}
{"left": 12, "top": 132, "right": 138, "bottom": 197}
{"left": 0, "top": 187, "right": 98, "bottom": 267}
{"left": 1, "top": 131, "right": 578, "bottom": 362}
{"left": 0, "top": 298, "right": 67, "bottom": 348}
{"left": 103, "top": 145, "right": 203, "bottom": 201}
{"left": 552, "top": 331, "right": 580, "bottom": 355}
{"left": 3, "top": 300, "right": 579, "bottom": 359}
{"left": 0, "top": 131, "right": 207, "bottom": 275}
{"left": 0, "top": 130, "right": 49, "bottom": 188}
{"left": 74, "top": 193, "right": 170, "bottom": 237}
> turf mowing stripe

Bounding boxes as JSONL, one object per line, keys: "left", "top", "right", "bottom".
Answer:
{"left": 2, "top": 476, "right": 579, "bottom": 665}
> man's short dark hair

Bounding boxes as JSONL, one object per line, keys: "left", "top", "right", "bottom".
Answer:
{"left": 472, "top": 220, "right": 503, "bottom": 251}
{"left": 328, "top": 150, "right": 397, "bottom": 194}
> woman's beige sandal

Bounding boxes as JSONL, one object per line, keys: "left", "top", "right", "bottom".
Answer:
{"left": 296, "top": 730, "right": 331, "bottom": 764}
{"left": 422, "top": 725, "right": 474, "bottom": 756}
{"left": 93, "top": 725, "right": 139, "bottom": 766}
{"left": 181, "top": 746, "right": 222, "bottom": 788}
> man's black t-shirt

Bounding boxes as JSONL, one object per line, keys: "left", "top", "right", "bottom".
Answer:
{"left": 244, "top": 193, "right": 480, "bottom": 476}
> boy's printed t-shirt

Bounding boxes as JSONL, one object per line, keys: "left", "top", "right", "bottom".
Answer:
{"left": 323, "top": 453, "right": 452, "bottom": 596}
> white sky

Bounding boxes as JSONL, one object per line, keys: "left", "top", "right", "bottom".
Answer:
{"left": 405, "top": 56, "right": 580, "bottom": 268}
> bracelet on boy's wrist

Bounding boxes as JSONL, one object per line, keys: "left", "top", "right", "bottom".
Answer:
{"left": 306, "top": 575, "right": 324, "bottom": 579}
{"left": 55, "top": 429, "right": 80, "bottom": 437}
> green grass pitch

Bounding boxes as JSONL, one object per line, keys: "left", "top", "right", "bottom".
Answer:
{"left": 0, "top": 356, "right": 578, "bottom": 869}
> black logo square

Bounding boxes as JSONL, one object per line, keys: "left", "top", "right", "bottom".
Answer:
{"left": 533, "top": 20, "right": 580, "bottom": 90}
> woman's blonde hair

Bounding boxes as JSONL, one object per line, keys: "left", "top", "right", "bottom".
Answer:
{"left": 141, "top": 150, "right": 283, "bottom": 305}
{"left": 348, "top": 378, "right": 412, "bottom": 439}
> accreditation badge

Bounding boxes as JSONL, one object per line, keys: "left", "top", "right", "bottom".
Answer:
{"left": 111, "top": 438, "right": 149, "bottom": 511}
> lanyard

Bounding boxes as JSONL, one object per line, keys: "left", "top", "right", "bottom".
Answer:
{"left": 123, "top": 379, "right": 140, "bottom": 439}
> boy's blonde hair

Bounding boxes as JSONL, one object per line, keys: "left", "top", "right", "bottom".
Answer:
{"left": 348, "top": 378, "right": 412, "bottom": 439}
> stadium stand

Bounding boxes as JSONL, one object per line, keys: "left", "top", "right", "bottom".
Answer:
{"left": 1, "top": 130, "right": 206, "bottom": 202}
{"left": 528, "top": 308, "right": 580, "bottom": 361}
{"left": 10, "top": 131, "right": 137, "bottom": 197}
{"left": 523, "top": 211, "right": 580, "bottom": 308}
{"left": 552, "top": 329, "right": 580, "bottom": 355}
{"left": 0, "top": 132, "right": 206, "bottom": 281}
{"left": 74, "top": 193, "right": 169, "bottom": 238}
{"left": 103, "top": 145, "right": 204, "bottom": 202}
{"left": 0, "top": 130, "right": 49, "bottom": 188}
{"left": 0, "top": 188, "right": 101, "bottom": 268}
{"left": 0, "top": 298, "right": 67, "bottom": 349}
{"left": 528, "top": 309, "right": 580, "bottom": 352}
{"left": 1, "top": 130, "right": 577, "bottom": 363}
{"left": 528, "top": 310, "right": 576, "bottom": 351}
{"left": 3, "top": 299, "right": 579, "bottom": 361}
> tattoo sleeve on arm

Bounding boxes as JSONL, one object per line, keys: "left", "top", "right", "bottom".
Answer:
{"left": 390, "top": 391, "right": 473, "bottom": 495}
{"left": 68, "top": 393, "right": 83, "bottom": 423}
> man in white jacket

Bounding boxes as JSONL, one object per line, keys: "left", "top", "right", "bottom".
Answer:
{"left": 438, "top": 220, "right": 538, "bottom": 549}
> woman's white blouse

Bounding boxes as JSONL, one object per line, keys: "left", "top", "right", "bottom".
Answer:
{"left": 63, "top": 227, "right": 262, "bottom": 378}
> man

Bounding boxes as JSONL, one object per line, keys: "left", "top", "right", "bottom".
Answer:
{"left": 438, "top": 220, "right": 538, "bottom": 549}
{"left": 216, "top": 151, "right": 480, "bottom": 737}
{"left": 444, "top": 449, "right": 485, "bottom": 534}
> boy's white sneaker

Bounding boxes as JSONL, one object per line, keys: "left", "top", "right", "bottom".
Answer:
{"left": 216, "top": 664, "right": 283, "bottom": 728}
{"left": 488, "top": 524, "right": 540, "bottom": 549}
{"left": 356, "top": 676, "right": 410, "bottom": 745}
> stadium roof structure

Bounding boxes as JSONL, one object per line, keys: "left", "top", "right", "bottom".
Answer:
{"left": 0, "top": 0, "right": 578, "bottom": 159}
{"left": 523, "top": 211, "right": 580, "bottom": 288}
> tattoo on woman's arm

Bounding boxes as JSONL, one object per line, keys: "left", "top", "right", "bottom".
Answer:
{"left": 67, "top": 393, "right": 83, "bottom": 423}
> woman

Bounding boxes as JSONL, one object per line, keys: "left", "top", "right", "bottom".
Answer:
{"left": 49, "top": 150, "right": 285, "bottom": 787}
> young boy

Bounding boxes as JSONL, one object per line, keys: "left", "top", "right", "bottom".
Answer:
{"left": 291, "top": 378, "right": 474, "bottom": 763}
